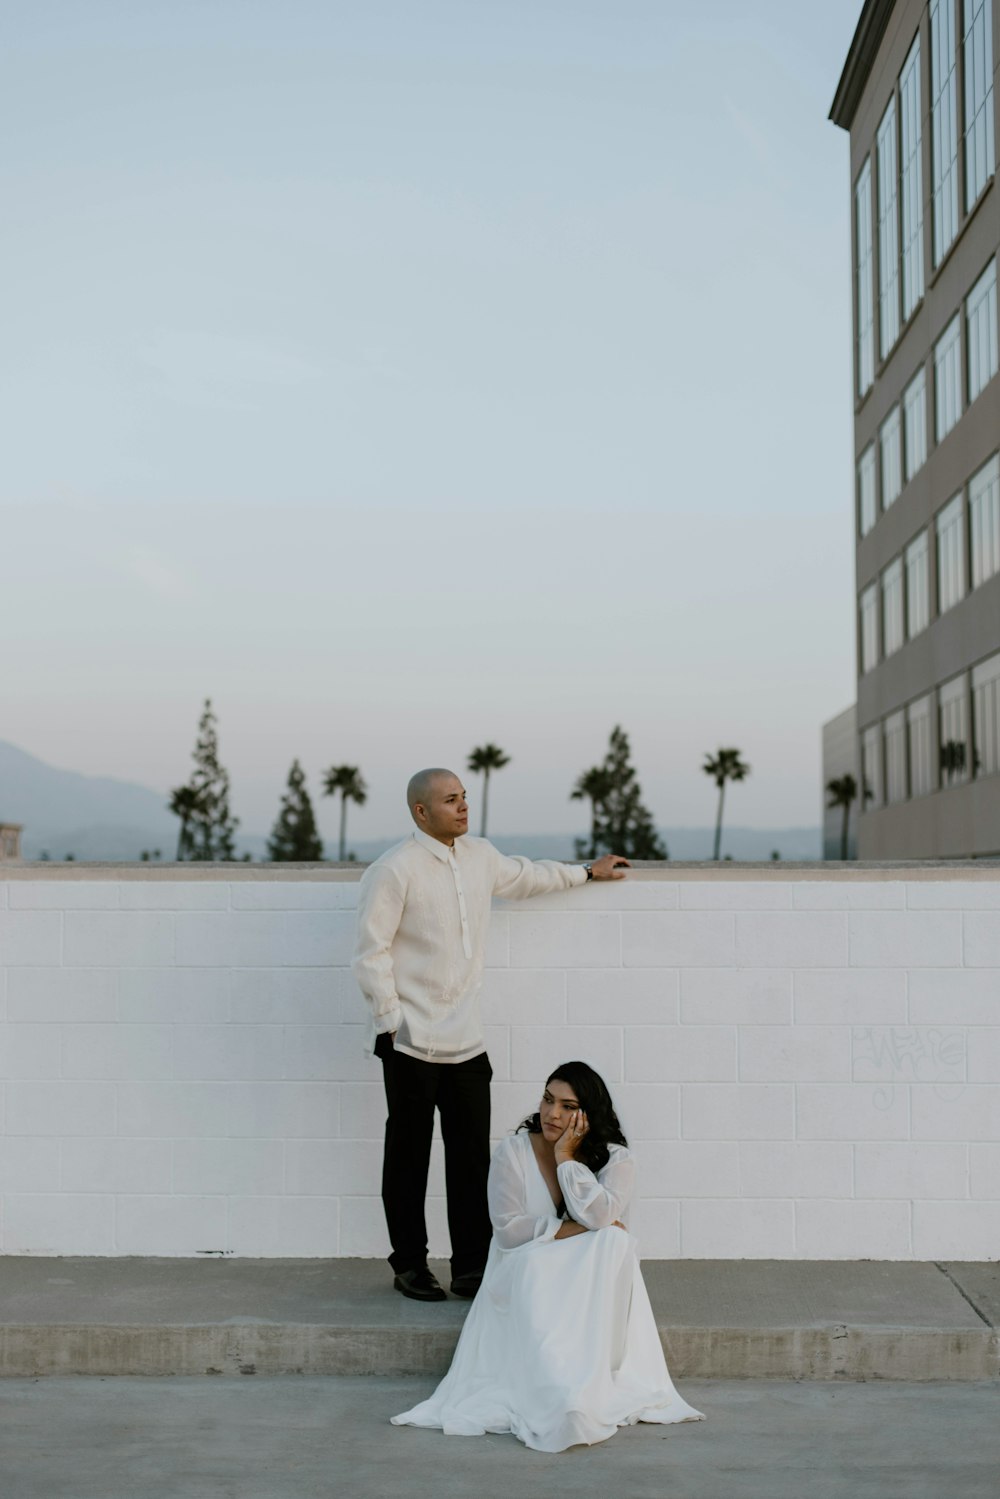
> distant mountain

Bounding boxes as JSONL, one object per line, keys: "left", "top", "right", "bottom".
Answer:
{"left": 350, "top": 827, "right": 822, "bottom": 864}
{"left": 0, "top": 740, "right": 177, "bottom": 860}
{"left": 0, "top": 739, "right": 820, "bottom": 864}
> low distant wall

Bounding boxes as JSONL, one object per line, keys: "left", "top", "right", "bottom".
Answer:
{"left": 0, "top": 863, "right": 998, "bottom": 1260}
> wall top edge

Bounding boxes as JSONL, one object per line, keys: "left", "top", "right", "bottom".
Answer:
{"left": 2, "top": 860, "right": 1000, "bottom": 883}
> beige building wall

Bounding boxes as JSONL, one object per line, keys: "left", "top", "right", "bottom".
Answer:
{"left": 832, "top": 0, "right": 1000, "bottom": 857}
{"left": 0, "top": 824, "right": 22, "bottom": 862}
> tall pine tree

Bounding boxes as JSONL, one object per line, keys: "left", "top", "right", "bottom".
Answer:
{"left": 268, "top": 760, "right": 324, "bottom": 861}
{"left": 583, "top": 725, "right": 667, "bottom": 860}
{"left": 168, "top": 699, "right": 240, "bottom": 861}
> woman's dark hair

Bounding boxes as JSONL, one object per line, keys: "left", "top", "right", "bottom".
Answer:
{"left": 517, "top": 1060, "right": 627, "bottom": 1174}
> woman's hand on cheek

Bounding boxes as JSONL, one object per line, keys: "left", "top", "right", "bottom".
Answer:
{"left": 554, "top": 1110, "right": 588, "bottom": 1164}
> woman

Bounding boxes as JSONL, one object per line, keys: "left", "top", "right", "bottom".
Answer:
{"left": 391, "top": 1060, "right": 704, "bottom": 1453}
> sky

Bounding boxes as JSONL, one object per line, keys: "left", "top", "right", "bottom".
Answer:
{"left": 2, "top": 0, "right": 864, "bottom": 843}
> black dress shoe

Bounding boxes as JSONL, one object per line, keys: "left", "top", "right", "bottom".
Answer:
{"left": 449, "top": 1271, "right": 484, "bottom": 1299}
{"left": 393, "top": 1268, "right": 447, "bottom": 1302}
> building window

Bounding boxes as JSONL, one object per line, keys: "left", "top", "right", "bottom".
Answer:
{"left": 881, "top": 559, "right": 905, "bottom": 656}
{"left": 970, "top": 453, "right": 1000, "bottom": 587}
{"left": 860, "top": 583, "right": 879, "bottom": 674}
{"left": 931, "top": 0, "right": 960, "bottom": 267}
{"left": 934, "top": 314, "right": 962, "bottom": 440}
{"left": 900, "top": 34, "right": 924, "bottom": 320}
{"left": 903, "top": 365, "right": 927, "bottom": 479}
{"left": 966, "top": 259, "right": 998, "bottom": 403}
{"left": 877, "top": 97, "right": 901, "bottom": 358}
{"left": 972, "top": 651, "right": 1000, "bottom": 777}
{"left": 907, "top": 695, "right": 934, "bottom": 796}
{"left": 861, "top": 723, "right": 882, "bottom": 808}
{"left": 964, "top": 0, "right": 995, "bottom": 209}
{"left": 939, "top": 673, "right": 970, "bottom": 785}
{"left": 936, "top": 492, "right": 967, "bottom": 611}
{"left": 858, "top": 443, "right": 877, "bottom": 537}
{"left": 855, "top": 160, "right": 875, "bottom": 397}
{"left": 884, "top": 710, "right": 908, "bottom": 803}
{"left": 906, "top": 529, "right": 930, "bottom": 636}
{"left": 880, "top": 408, "right": 902, "bottom": 510}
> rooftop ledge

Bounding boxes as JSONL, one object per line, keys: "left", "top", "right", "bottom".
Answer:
{"left": 3, "top": 860, "right": 1000, "bottom": 882}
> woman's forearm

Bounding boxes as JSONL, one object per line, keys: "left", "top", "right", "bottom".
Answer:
{"left": 554, "top": 1220, "right": 589, "bottom": 1240}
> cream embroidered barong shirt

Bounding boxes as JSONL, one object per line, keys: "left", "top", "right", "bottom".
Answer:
{"left": 352, "top": 830, "right": 587, "bottom": 1063}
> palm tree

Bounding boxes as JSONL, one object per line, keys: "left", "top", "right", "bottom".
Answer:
{"left": 570, "top": 766, "right": 613, "bottom": 859}
{"left": 703, "top": 747, "right": 751, "bottom": 861}
{"left": 168, "top": 784, "right": 201, "bottom": 861}
{"left": 322, "top": 765, "right": 368, "bottom": 861}
{"left": 826, "top": 773, "right": 859, "bottom": 860}
{"left": 467, "top": 744, "right": 511, "bottom": 837}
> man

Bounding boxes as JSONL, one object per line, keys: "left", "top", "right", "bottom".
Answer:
{"left": 352, "top": 767, "right": 628, "bottom": 1302}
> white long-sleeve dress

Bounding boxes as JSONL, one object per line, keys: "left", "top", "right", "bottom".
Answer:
{"left": 391, "top": 1131, "right": 704, "bottom": 1453}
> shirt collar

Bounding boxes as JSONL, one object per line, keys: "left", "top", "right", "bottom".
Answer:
{"left": 412, "top": 828, "right": 457, "bottom": 862}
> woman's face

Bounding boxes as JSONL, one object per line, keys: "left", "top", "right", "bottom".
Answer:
{"left": 539, "top": 1077, "right": 581, "bottom": 1142}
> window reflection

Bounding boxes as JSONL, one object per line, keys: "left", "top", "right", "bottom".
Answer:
{"left": 880, "top": 408, "right": 902, "bottom": 511}
{"left": 931, "top": 0, "right": 960, "bottom": 266}
{"left": 972, "top": 653, "right": 1000, "bottom": 778}
{"left": 903, "top": 366, "right": 927, "bottom": 480}
{"left": 970, "top": 454, "right": 1000, "bottom": 588}
{"left": 935, "top": 315, "right": 962, "bottom": 441}
{"left": 966, "top": 259, "right": 998, "bottom": 404}
{"left": 877, "top": 97, "right": 900, "bottom": 357}
{"left": 963, "top": 0, "right": 995, "bottom": 210}
{"left": 936, "top": 493, "right": 966, "bottom": 612}
{"left": 939, "top": 674, "right": 970, "bottom": 786}
{"left": 907, "top": 696, "right": 934, "bottom": 797}
{"left": 856, "top": 160, "right": 875, "bottom": 396}
{"left": 900, "top": 35, "right": 924, "bottom": 319}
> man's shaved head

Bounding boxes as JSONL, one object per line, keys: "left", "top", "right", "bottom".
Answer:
{"left": 406, "top": 768, "right": 457, "bottom": 813}
{"left": 406, "top": 768, "right": 470, "bottom": 844}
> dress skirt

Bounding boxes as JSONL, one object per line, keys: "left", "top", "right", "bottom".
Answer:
{"left": 391, "top": 1224, "right": 704, "bottom": 1453}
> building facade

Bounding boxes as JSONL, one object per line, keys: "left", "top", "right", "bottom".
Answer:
{"left": 832, "top": 0, "right": 1000, "bottom": 857}
{"left": 0, "top": 824, "right": 22, "bottom": 862}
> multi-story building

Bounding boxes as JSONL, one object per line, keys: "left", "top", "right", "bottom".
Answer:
{"left": 830, "top": 0, "right": 1000, "bottom": 857}
{"left": 0, "top": 823, "right": 23, "bottom": 862}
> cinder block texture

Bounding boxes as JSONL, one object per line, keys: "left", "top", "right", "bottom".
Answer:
{"left": 0, "top": 871, "right": 998, "bottom": 1258}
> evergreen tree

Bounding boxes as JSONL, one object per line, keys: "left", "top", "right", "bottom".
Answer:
{"left": 168, "top": 699, "right": 240, "bottom": 861}
{"left": 570, "top": 765, "right": 613, "bottom": 859}
{"left": 168, "top": 784, "right": 200, "bottom": 861}
{"left": 268, "top": 759, "right": 324, "bottom": 861}
{"left": 582, "top": 726, "right": 667, "bottom": 860}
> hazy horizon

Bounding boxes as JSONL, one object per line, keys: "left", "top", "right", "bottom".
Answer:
{"left": 3, "top": 1, "right": 862, "bottom": 842}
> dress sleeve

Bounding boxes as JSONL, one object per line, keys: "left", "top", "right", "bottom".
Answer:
{"left": 488, "top": 1137, "right": 561, "bottom": 1249}
{"left": 351, "top": 863, "right": 406, "bottom": 1035}
{"left": 557, "top": 1147, "right": 636, "bottom": 1230}
{"left": 491, "top": 848, "right": 588, "bottom": 900}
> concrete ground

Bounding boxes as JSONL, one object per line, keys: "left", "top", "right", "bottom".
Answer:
{"left": 3, "top": 1375, "right": 999, "bottom": 1499}
{"left": 1, "top": 1256, "right": 997, "bottom": 1380}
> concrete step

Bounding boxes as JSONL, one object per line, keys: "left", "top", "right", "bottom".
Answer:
{"left": 1, "top": 1257, "right": 997, "bottom": 1381}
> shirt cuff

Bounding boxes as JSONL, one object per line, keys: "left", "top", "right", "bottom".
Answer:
{"left": 374, "top": 1007, "right": 402, "bottom": 1035}
{"left": 572, "top": 864, "right": 590, "bottom": 886}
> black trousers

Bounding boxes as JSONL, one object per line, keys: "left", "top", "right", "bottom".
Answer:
{"left": 375, "top": 1034, "right": 493, "bottom": 1278}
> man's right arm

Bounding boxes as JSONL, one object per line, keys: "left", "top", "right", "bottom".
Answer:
{"left": 352, "top": 865, "right": 406, "bottom": 1037}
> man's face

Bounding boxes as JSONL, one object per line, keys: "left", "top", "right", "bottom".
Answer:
{"left": 415, "top": 774, "right": 469, "bottom": 844}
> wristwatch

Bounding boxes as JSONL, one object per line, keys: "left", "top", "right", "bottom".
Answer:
{"left": 583, "top": 863, "right": 594, "bottom": 881}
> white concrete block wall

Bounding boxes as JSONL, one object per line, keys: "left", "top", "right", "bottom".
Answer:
{"left": 0, "top": 868, "right": 998, "bottom": 1260}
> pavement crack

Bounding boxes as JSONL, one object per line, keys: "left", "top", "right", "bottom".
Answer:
{"left": 934, "top": 1263, "right": 993, "bottom": 1328}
